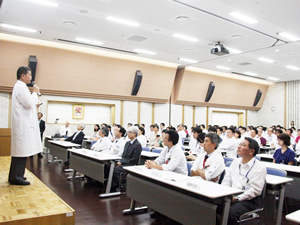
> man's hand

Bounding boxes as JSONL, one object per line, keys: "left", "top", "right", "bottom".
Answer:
{"left": 116, "top": 162, "right": 122, "bottom": 167}
{"left": 33, "top": 85, "right": 39, "bottom": 94}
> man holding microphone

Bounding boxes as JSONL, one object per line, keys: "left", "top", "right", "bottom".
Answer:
{"left": 8, "top": 66, "right": 43, "bottom": 185}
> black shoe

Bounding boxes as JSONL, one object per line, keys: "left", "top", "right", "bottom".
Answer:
{"left": 23, "top": 177, "right": 27, "bottom": 180}
{"left": 10, "top": 180, "right": 30, "bottom": 185}
{"left": 38, "top": 153, "right": 43, "bottom": 158}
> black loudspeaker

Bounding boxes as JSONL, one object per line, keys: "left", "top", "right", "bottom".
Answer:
{"left": 131, "top": 70, "right": 143, "bottom": 95}
{"left": 28, "top": 55, "right": 37, "bottom": 86}
{"left": 205, "top": 81, "right": 215, "bottom": 102}
{"left": 253, "top": 89, "right": 262, "bottom": 106}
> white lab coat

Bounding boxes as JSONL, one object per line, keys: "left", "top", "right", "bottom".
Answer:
{"left": 11, "top": 80, "right": 43, "bottom": 157}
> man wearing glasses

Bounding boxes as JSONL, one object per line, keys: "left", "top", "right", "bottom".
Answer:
{"left": 221, "top": 137, "right": 266, "bottom": 225}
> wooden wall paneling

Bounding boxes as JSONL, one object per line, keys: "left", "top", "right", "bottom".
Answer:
{"left": 0, "top": 128, "right": 11, "bottom": 156}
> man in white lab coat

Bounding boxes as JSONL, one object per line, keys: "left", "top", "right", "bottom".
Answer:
{"left": 9, "top": 66, "right": 43, "bottom": 185}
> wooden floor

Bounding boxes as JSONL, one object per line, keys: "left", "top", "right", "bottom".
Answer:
{"left": 0, "top": 156, "right": 75, "bottom": 225}
{"left": 25, "top": 153, "right": 300, "bottom": 225}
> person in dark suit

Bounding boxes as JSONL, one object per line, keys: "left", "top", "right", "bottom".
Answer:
{"left": 64, "top": 123, "right": 85, "bottom": 145}
{"left": 111, "top": 126, "right": 142, "bottom": 191}
{"left": 37, "top": 112, "right": 45, "bottom": 158}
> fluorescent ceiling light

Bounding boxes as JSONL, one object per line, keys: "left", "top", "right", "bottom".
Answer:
{"left": 227, "top": 47, "right": 241, "bottom": 54}
{"left": 278, "top": 32, "right": 300, "bottom": 41}
{"left": 268, "top": 77, "right": 279, "bottom": 81}
{"left": 216, "top": 65, "right": 231, "bottom": 71}
{"left": 258, "top": 57, "right": 274, "bottom": 63}
{"left": 133, "top": 49, "right": 156, "bottom": 55}
{"left": 0, "top": 23, "right": 37, "bottom": 33}
{"left": 244, "top": 72, "right": 257, "bottom": 76}
{"left": 286, "top": 65, "right": 299, "bottom": 70}
{"left": 105, "top": 16, "right": 140, "bottom": 27}
{"left": 75, "top": 38, "right": 104, "bottom": 46}
{"left": 29, "top": 0, "right": 59, "bottom": 7}
{"left": 173, "top": 34, "right": 198, "bottom": 42}
{"left": 229, "top": 12, "right": 258, "bottom": 24}
{"left": 179, "top": 58, "right": 198, "bottom": 63}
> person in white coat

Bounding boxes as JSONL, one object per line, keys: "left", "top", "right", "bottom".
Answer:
{"left": 9, "top": 66, "right": 43, "bottom": 185}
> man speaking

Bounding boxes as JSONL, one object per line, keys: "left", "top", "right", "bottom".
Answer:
{"left": 8, "top": 66, "right": 43, "bottom": 185}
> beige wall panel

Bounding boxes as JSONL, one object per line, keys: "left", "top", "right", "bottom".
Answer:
{"left": 174, "top": 69, "right": 268, "bottom": 110}
{"left": 0, "top": 40, "right": 177, "bottom": 103}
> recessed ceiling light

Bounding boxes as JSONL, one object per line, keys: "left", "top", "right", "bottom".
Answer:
{"left": 229, "top": 12, "right": 258, "bottom": 24}
{"left": 179, "top": 58, "right": 198, "bottom": 63}
{"left": 268, "top": 77, "right": 280, "bottom": 81}
{"left": 133, "top": 49, "right": 156, "bottom": 55}
{"left": 105, "top": 16, "right": 140, "bottom": 27}
{"left": 258, "top": 57, "right": 274, "bottom": 63}
{"left": 173, "top": 33, "right": 198, "bottom": 42}
{"left": 244, "top": 72, "right": 257, "bottom": 76}
{"left": 79, "top": 9, "right": 88, "bottom": 14}
{"left": 228, "top": 59, "right": 231, "bottom": 62}
{"left": 275, "top": 49, "right": 280, "bottom": 52}
{"left": 29, "top": 0, "right": 59, "bottom": 7}
{"left": 231, "top": 34, "right": 243, "bottom": 39}
{"left": 286, "top": 65, "right": 299, "bottom": 70}
{"left": 227, "top": 47, "right": 241, "bottom": 54}
{"left": 0, "top": 23, "right": 37, "bottom": 33}
{"left": 75, "top": 38, "right": 104, "bottom": 46}
{"left": 278, "top": 32, "right": 300, "bottom": 41}
{"left": 216, "top": 65, "right": 231, "bottom": 71}
{"left": 175, "top": 16, "right": 190, "bottom": 23}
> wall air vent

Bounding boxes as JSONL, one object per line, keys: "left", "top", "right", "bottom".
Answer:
{"left": 127, "top": 35, "right": 149, "bottom": 42}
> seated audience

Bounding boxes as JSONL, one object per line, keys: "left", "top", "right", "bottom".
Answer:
{"left": 234, "top": 130, "right": 241, "bottom": 145}
{"left": 91, "top": 127, "right": 111, "bottom": 152}
{"left": 264, "top": 127, "right": 277, "bottom": 147}
{"left": 137, "top": 126, "right": 147, "bottom": 148}
{"left": 109, "top": 126, "right": 126, "bottom": 156}
{"left": 91, "top": 124, "right": 100, "bottom": 141}
{"left": 218, "top": 127, "right": 238, "bottom": 158}
{"left": 186, "top": 133, "right": 205, "bottom": 161}
{"left": 177, "top": 124, "right": 187, "bottom": 139}
{"left": 250, "top": 128, "right": 261, "bottom": 146}
{"left": 188, "top": 126, "right": 203, "bottom": 156}
{"left": 59, "top": 121, "right": 72, "bottom": 137}
{"left": 191, "top": 133, "right": 224, "bottom": 183}
{"left": 154, "top": 129, "right": 166, "bottom": 148}
{"left": 200, "top": 124, "right": 208, "bottom": 133}
{"left": 273, "top": 133, "right": 295, "bottom": 165}
{"left": 149, "top": 124, "right": 159, "bottom": 145}
{"left": 287, "top": 128, "right": 296, "bottom": 149}
{"left": 257, "top": 128, "right": 266, "bottom": 146}
{"left": 221, "top": 126, "right": 228, "bottom": 140}
{"left": 111, "top": 126, "right": 142, "bottom": 191}
{"left": 239, "top": 126, "right": 248, "bottom": 140}
{"left": 145, "top": 130, "right": 188, "bottom": 175}
{"left": 221, "top": 137, "right": 266, "bottom": 225}
{"left": 64, "top": 123, "right": 85, "bottom": 145}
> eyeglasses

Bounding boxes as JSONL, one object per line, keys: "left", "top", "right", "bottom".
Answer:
{"left": 239, "top": 143, "right": 248, "bottom": 147}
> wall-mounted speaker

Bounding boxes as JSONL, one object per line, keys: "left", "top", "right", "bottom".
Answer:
{"left": 131, "top": 70, "right": 143, "bottom": 95}
{"left": 28, "top": 55, "right": 37, "bottom": 86}
{"left": 205, "top": 81, "right": 215, "bottom": 102}
{"left": 253, "top": 89, "right": 262, "bottom": 106}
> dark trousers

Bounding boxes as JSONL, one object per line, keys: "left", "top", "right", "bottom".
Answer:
{"left": 8, "top": 157, "right": 27, "bottom": 183}
{"left": 112, "top": 165, "right": 126, "bottom": 187}
{"left": 219, "top": 196, "right": 262, "bottom": 225}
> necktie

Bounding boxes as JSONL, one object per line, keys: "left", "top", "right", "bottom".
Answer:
{"left": 203, "top": 155, "right": 209, "bottom": 168}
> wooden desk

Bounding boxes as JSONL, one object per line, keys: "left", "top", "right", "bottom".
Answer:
{"left": 123, "top": 165, "right": 242, "bottom": 225}
{"left": 48, "top": 141, "right": 81, "bottom": 163}
{"left": 68, "top": 148, "right": 121, "bottom": 198}
{"left": 0, "top": 156, "right": 75, "bottom": 225}
{"left": 286, "top": 209, "right": 300, "bottom": 224}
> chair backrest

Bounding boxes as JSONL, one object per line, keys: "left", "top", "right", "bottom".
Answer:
{"left": 266, "top": 167, "right": 287, "bottom": 177}
{"left": 152, "top": 149, "right": 162, "bottom": 153}
{"left": 218, "top": 170, "right": 226, "bottom": 184}
{"left": 142, "top": 147, "right": 150, "bottom": 152}
{"left": 293, "top": 158, "right": 298, "bottom": 166}
{"left": 223, "top": 157, "right": 234, "bottom": 165}
{"left": 187, "top": 162, "right": 192, "bottom": 176}
{"left": 225, "top": 161, "right": 233, "bottom": 167}
{"left": 254, "top": 155, "right": 261, "bottom": 161}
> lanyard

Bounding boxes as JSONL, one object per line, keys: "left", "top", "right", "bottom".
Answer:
{"left": 239, "top": 159, "right": 256, "bottom": 183}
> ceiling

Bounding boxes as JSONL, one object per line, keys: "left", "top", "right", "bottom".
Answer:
{"left": 1, "top": 0, "right": 300, "bottom": 82}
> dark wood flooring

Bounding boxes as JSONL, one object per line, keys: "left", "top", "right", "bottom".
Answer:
{"left": 26, "top": 154, "right": 300, "bottom": 225}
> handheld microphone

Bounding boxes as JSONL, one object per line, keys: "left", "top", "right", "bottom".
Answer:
{"left": 32, "top": 81, "right": 41, "bottom": 96}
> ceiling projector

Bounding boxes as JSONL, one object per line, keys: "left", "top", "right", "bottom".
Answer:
{"left": 211, "top": 42, "right": 229, "bottom": 56}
